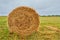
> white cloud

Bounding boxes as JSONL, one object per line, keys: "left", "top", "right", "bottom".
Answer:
{"left": 0, "top": 0, "right": 60, "bottom": 16}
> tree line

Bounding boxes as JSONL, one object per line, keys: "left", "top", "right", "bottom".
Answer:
{"left": 40, "top": 15, "right": 60, "bottom": 17}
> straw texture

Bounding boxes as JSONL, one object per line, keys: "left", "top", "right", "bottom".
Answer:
{"left": 8, "top": 6, "right": 39, "bottom": 37}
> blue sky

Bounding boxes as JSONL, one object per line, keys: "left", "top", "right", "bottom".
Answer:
{"left": 0, "top": 0, "right": 60, "bottom": 16}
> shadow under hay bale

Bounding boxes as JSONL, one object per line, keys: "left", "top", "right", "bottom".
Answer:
{"left": 8, "top": 6, "right": 39, "bottom": 39}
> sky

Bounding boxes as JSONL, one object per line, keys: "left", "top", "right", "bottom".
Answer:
{"left": 0, "top": 0, "right": 60, "bottom": 16}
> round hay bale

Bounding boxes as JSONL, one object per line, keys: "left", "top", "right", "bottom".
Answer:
{"left": 8, "top": 6, "right": 39, "bottom": 37}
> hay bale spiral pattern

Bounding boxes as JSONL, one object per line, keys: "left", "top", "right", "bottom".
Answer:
{"left": 8, "top": 6, "right": 39, "bottom": 37}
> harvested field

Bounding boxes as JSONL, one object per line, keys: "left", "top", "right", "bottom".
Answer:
{"left": 0, "top": 16, "right": 60, "bottom": 40}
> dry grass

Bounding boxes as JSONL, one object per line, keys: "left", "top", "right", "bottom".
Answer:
{"left": 44, "top": 25, "right": 60, "bottom": 32}
{"left": 8, "top": 6, "right": 39, "bottom": 38}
